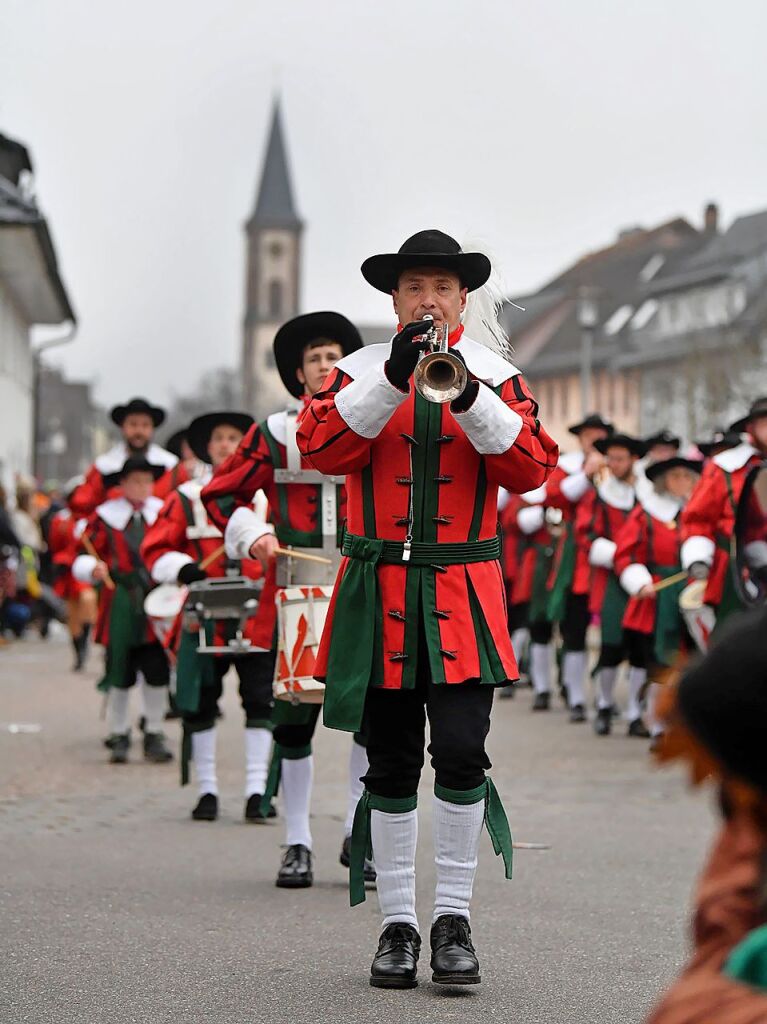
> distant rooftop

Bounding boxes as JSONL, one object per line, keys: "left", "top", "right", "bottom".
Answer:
{"left": 248, "top": 98, "right": 303, "bottom": 231}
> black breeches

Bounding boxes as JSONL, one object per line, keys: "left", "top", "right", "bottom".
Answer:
{"left": 560, "top": 592, "right": 589, "bottom": 651}
{"left": 184, "top": 650, "right": 274, "bottom": 729}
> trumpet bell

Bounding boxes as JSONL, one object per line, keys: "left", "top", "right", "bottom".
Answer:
{"left": 413, "top": 350, "right": 468, "bottom": 404}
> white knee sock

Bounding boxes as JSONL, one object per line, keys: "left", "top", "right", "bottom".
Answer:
{"left": 107, "top": 687, "right": 131, "bottom": 735}
{"left": 282, "top": 755, "right": 313, "bottom": 849}
{"left": 530, "top": 643, "right": 551, "bottom": 695}
{"left": 142, "top": 681, "right": 167, "bottom": 733}
{"left": 597, "top": 666, "right": 618, "bottom": 710}
{"left": 345, "top": 740, "right": 369, "bottom": 836}
{"left": 371, "top": 808, "right": 419, "bottom": 931}
{"left": 510, "top": 627, "right": 530, "bottom": 664}
{"left": 563, "top": 651, "right": 587, "bottom": 707}
{"left": 192, "top": 727, "right": 218, "bottom": 796}
{"left": 433, "top": 795, "right": 484, "bottom": 923}
{"left": 647, "top": 682, "right": 665, "bottom": 736}
{"left": 244, "top": 727, "right": 272, "bottom": 798}
{"left": 627, "top": 666, "right": 647, "bottom": 722}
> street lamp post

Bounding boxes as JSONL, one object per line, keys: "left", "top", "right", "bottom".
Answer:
{"left": 577, "top": 287, "right": 599, "bottom": 417}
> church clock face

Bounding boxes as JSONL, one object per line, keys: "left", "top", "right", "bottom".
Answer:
{"left": 269, "top": 240, "right": 283, "bottom": 260}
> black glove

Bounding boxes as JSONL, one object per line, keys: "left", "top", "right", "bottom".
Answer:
{"left": 448, "top": 350, "right": 480, "bottom": 413}
{"left": 688, "top": 561, "right": 710, "bottom": 581}
{"left": 177, "top": 562, "right": 207, "bottom": 585}
{"left": 384, "top": 320, "right": 433, "bottom": 391}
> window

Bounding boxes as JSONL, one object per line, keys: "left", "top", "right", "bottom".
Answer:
{"left": 604, "top": 304, "right": 634, "bottom": 336}
{"left": 631, "top": 299, "right": 658, "bottom": 330}
{"left": 268, "top": 280, "right": 283, "bottom": 319}
{"left": 640, "top": 254, "right": 665, "bottom": 282}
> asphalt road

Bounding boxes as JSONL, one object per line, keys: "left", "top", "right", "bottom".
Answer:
{"left": 0, "top": 630, "right": 714, "bottom": 1024}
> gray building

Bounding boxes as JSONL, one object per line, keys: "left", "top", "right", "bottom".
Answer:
{"left": 35, "top": 364, "right": 100, "bottom": 485}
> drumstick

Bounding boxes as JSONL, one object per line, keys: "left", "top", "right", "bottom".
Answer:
{"left": 81, "top": 534, "right": 115, "bottom": 590}
{"left": 275, "top": 547, "right": 333, "bottom": 566}
{"left": 199, "top": 544, "right": 226, "bottom": 571}
{"left": 652, "top": 570, "right": 689, "bottom": 593}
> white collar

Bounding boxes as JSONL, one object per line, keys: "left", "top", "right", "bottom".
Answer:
{"left": 96, "top": 495, "right": 163, "bottom": 531}
{"left": 713, "top": 442, "right": 760, "bottom": 472}
{"left": 334, "top": 333, "right": 520, "bottom": 387}
{"left": 596, "top": 474, "right": 635, "bottom": 510}
{"left": 94, "top": 442, "right": 178, "bottom": 475}
{"left": 266, "top": 409, "right": 289, "bottom": 445}
{"left": 558, "top": 450, "right": 585, "bottom": 475}
{"left": 177, "top": 468, "right": 212, "bottom": 500}
{"left": 640, "top": 490, "right": 681, "bottom": 523}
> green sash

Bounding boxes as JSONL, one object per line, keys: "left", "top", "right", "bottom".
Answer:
{"left": 174, "top": 625, "right": 216, "bottom": 713}
{"left": 529, "top": 540, "right": 554, "bottom": 624}
{"left": 652, "top": 566, "right": 686, "bottom": 666}
{"left": 98, "top": 570, "right": 148, "bottom": 692}
{"left": 323, "top": 533, "right": 502, "bottom": 734}
{"left": 599, "top": 573, "right": 629, "bottom": 649}
{"left": 546, "top": 524, "right": 576, "bottom": 623}
{"left": 724, "top": 923, "right": 767, "bottom": 991}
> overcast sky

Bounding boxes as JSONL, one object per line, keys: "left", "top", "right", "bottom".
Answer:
{"left": 2, "top": 0, "right": 766, "bottom": 409}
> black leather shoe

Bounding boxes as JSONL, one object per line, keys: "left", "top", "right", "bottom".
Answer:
{"left": 108, "top": 733, "right": 130, "bottom": 764}
{"left": 594, "top": 707, "right": 612, "bottom": 736}
{"left": 192, "top": 793, "right": 218, "bottom": 821}
{"left": 143, "top": 732, "right": 174, "bottom": 763}
{"left": 569, "top": 704, "right": 586, "bottom": 723}
{"left": 430, "top": 914, "right": 481, "bottom": 985}
{"left": 627, "top": 718, "right": 651, "bottom": 738}
{"left": 276, "top": 844, "right": 313, "bottom": 888}
{"left": 339, "top": 834, "right": 376, "bottom": 883}
{"left": 370, "top": 923, "right": 421, "bottom": 989}
{"left": 532, "top": 691, "right": 550, "bottom": 711}
{"left": 244, "top": 793, "right": 277, "bottom": 823}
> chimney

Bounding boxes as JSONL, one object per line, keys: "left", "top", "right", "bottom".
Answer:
{"left": 704, "top": 202, "right": 719, "bottom": 235}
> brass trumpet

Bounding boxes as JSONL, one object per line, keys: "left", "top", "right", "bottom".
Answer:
{"left": 413, "top": 315, "right": 468, "bottom": 404}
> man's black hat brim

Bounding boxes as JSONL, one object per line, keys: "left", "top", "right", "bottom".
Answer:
{"left": 729, "top": 397, "right": 767, "bottom": 435}
{"left": 644, "top": 431, "right": 681, "bottom": 451}
{"left": 568, "top": 414, "right": 614, "bottom": 437}
{"left": 645, "top": 456, "right": 704, "bottom": 484}
{"left": 164, "top": 428, "right": 187, "bottom": 460}
{"left": 361, "top": 229, "right": 491, "bottom": 295}
{"left": 118, "top": 457, "right": 165, "bottom": 482}
{"left": 274, "top": 312, "right": 364, "bottom": 398}
{"left": 594, "top": 434, "right": 647, "bottom": 458}
{"left": 111, "top": 398, "right": 166, "bottom": 428}
{"left": 187, "top": 412, "right": 254, "bottom": 464}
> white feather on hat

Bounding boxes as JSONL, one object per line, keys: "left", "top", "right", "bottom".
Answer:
{"left": 461, "top": 239, "right": 513, "bottom": 362}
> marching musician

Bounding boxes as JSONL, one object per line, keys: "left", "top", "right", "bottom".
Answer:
{"left": 545, "top": 413, "right": 613, "bottom": 722}
{"left": 202, "top": 313, "right": 371, "bottom": 890}
{"left": 72, "top": 457, "right": 173, "bottom": 765}
{"left": 141, "top": 411, "right": 278, "bottom": 824}
{"left": 680, "top": 397, "right": 767, "bottom": 630}
{"left": 613, "top": 453, "right": 703, "bottom": 745}
{"left": 635, "top": 430, "right": 681, "bottom": 503}
{"left": 573, "top": 433, "right": 644, "bottom": 737}
{"left": 70, "top": 398, "right": 182, "bottom": 518}
{"left": 48, "top": 475, "right": 97, "bottom": 671}
{"left": 296, "top": 230, "right": 558, "bottom": 989}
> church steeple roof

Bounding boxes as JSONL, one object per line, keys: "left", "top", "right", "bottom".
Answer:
{"left": 249, "top": 98, "right": 302, "bottom": 230}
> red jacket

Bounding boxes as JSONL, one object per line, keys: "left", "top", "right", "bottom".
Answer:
{"left": 680, "top": 444, "right": 762, "bottom": 606}
{"left": 70, "top": 442, "right": 183, "bottom": 517}
{"left": 575, "top": 476, "right": 636, "bottom": 615}
{"left": 614, "top": 493, "right": 682, "bottom": 634}
{"left": 296, "top": 330, "right": 558, "bottom": 692}
{"left": 501, "top": 488, "right": 550, "bottom": 605}
{"left": 48, "top": 508, "right": 90, "bottom": 600}
{"left": 545, "top": 451, "right": 593, "bottom": 594}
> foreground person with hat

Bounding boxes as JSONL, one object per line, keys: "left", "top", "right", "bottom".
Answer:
{"left": 141, "top": 411, "right": 278, "bottom": 822}
{"left": 296, "top": 230, "right": 558, "bottom": 989}
{"left": 573, "top": 434, "right": 645, "bottom": 736}
{"left": 680, "top": 397, "right": 767, "bottom": 631}
{"left": 544, "top": 413, "right": 614, "bottom": 721}
{"left": 202, "top": 312, "right": 373, "bottom": 888}
{"left": 70, "top": 398, "right": 181, "bottom": 518}
{"left": 72, "top": 458, "right": 173, "bottom": 764}
{"left": 613, "top": 454, "right": 703, "bottom": 743}
{"left": 646, "top": 608, "right": 767, "bottom": 1022}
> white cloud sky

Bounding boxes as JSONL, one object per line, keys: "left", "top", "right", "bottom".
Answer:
{"left": 2, "top": 0, "right": 766, "bottom": 407}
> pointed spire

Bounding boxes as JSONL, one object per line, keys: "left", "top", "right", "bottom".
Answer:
{"left": 249, "top": 98, "right": 302, "bottom": 230}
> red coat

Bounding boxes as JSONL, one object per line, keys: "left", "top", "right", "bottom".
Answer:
{"left": 70, "top": 442, "right": 183, "bottom": 517}
{"left": 501, "top": 490, "right": 550, "bottom": 605}
{"left": 574, "top": 477, "right": 636, "bottom": 616}
{"left": 545, "top": 451, "right": 592, "bottom": 595}
{"left": 614, "top": 494, "right": 682, "bottom": 634}
{"left": 680, "top": 444, "right": 762, "bottom": 606}
{"left": 201, "top": 407, "right": 348, "bottom": 649}
{"left": 73, "top": 496, "right": 164, "bottom": 646}
{"left": 48, "top": 508, "right": 90, "bottom": 600}
{"left": 296, "top": 330, "right": 558, "bottom": 694}
{"left": 140, "top": 477, "right": 263, "bottom": 648}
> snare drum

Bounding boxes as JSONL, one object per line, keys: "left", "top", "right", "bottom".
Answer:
{"left": 273, "top": 585, "right": 331, "bottom": 704}
{"left": 184, "top": 576, "right": 265, "bottom": 655}
{"left": 144, "top": 583, "right": 188, "bottom": 645}
{"left": 678, "top": 579, "right": 716, "bottom": 653}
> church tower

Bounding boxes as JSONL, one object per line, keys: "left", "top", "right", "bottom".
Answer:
{"left": 241, "top": 98, "right": 303, "bottom": 416}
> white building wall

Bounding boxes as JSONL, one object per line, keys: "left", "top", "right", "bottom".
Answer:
{"left": 0, "top": 280, "right": 33, "bottom": 492}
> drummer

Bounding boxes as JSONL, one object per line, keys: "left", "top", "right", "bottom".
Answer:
{"left": 140, "top": 411, "right": 279, "bottom": 824}
{"left": 202, "top": 312, "right": 373, "bottom": 891}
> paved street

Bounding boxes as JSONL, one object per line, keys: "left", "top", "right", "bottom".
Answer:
{"left": 0, "top": 631, "right": 714, "bottom": 1024}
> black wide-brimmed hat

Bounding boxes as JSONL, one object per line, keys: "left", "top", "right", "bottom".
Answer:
{"left": 677, "top": 608, "right": 767, "bottom": 793}
{"left": 361, "top": 230, "right": 491, "bottom": 294}
{"left": 729, "top": 396, "right": 767, "bottom": 434}
{"left": 163, "top": 427, "right": 188, "bottom": 460}
{"left": 568, "top": 413, "right": 614, "bottom": 437}
{"left": 694, "top": 429, "right": 741, "bottom": 458}
{"left": 118, "top": 456, "right": 165, "bottom": 481}
{"left": 274, "top": 311, "right": 363, "bottom": 398}
{"left": 645, "top": 455, "right": 704, "bottom": 484}
{"left": 111, "top": 397, "right": 165, "bottom": 428}
{"left": 644, "top": 429, "right": 680, "bottom": 451}
{"left": 187, "top": 412, "right": 254, "bottom": 463}
{"left": 594, "top": 433, "right": 646, "bottom": 458}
